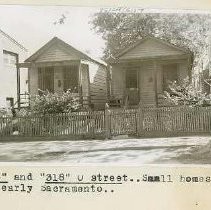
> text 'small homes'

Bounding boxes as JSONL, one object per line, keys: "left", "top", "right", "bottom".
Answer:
{"left": 0, "top": 30, "right": 28, "bottom": 108}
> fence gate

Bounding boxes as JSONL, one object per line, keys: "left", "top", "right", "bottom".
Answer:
{"left": 109, "top": 108, "right": 137, "bottom": 136}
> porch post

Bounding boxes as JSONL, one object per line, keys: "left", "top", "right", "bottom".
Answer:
{"left": 153, "top": 61, "right": 158, "bottom": 107}
{"left": 78, "top": 61, "right": 83, "bottom": 105}
{"left": 106, "top": 64, "right": 111, "bottom": 103}
{"left": 137, "top": 101, "right": 144, "bottom": 136}
{"left": 17, "top": 64, "right": 21, "bottom": 109}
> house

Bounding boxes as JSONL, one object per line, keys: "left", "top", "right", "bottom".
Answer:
{"left": 20, "top": 37, "right": 108, "bottom": 109}
{"left": 90, "top": 59, "right": 109, "bottom": 110}
{"left": 107, "top": 36, "right": 193, "bottom": 107}
{"left": 0, "top": 29, "right": 28, "bottom": 109}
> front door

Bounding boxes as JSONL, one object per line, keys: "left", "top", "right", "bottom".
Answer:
{"left": 139, "top": 63, "right": 156, "bottom": 107}
{"left": 125, "top": 68, "right": 139, "bottom": 105}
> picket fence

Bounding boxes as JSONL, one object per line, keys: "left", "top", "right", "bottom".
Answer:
{"left": 0, "top": 106, "right": 211, "bottom": 138}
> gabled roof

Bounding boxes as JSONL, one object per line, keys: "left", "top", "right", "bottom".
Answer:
{"left": 25, "top": 37, "right": 105, "bottom": 66}
{"left": 110, "top": 36, "right": 192, "bottom": 62}
{"left": 0, "top": 29, "right": 27, "bottom": 52}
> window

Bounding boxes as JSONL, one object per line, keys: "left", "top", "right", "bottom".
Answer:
{"left": 63, "top": 65, "right": 78, "bottom": 92}
{"left": 126, "top": 69, "right": 138, "bottom": 88}
{"left": 3, "top": 51, "right": 17, "bottom": 66}
{"left": 6, "top": 97, "right": 14, "bottom": 107}
{"left": 163, "top": 64, "right": 178, "bottom": 90}
{"left": 38, "top": 67, "right": 54, "bottom": 93}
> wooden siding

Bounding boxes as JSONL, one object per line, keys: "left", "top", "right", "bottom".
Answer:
{"left": 177, "top": 62, "right": 189, "bottom": 82}
{"left": 54, "top": 66, "right": 64, "bottom": 93}
{"left": 111, "top": 59, "right": 190, "bottom": 107}
{"left": 36, "top": 43, "right": 79, "bottom": 63}
{"left": 111, "top": 65, "right": 126, "bottom": 100}
{"left": 90, "top": 65, "right": 108, "bottom": 110}
{"left": 81, "top": 64, "right": 90, "bottom": 97}
{"left": 139, "top": 62, "right": 156, "bottom": 107}
{"left": 120, "top": 39, "right": 186, "bottom": 60}
{"left": 29, "top": 64, "right": 38, "bottom": 96}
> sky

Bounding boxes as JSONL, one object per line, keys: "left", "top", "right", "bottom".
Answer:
{"left": 0, "top": 5, "right": 106, "bottom": 59}
{"left": 1, "top": 5, "right": 211, "bottom": 60}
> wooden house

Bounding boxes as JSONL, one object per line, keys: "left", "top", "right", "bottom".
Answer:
{"left": 21, "top": 37, "right": 108, "bottom": 109}
{"left": 0, "top": 29, "right": 28, "bottom": 109}
{"left": 108, "top": 36, "right": 193, "bottom": 107}
{"left": 90, "top": 59, "right": 109, "bottom": 110}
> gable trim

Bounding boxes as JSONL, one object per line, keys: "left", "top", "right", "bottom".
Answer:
{"left": 115, "top": 36, "right": 191, "bottom": 59}
{"left": 25, "top": 37, "right": 106, "bottom": 67}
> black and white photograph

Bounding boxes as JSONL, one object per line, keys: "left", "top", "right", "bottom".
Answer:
{"left": 0, "top": 5, "right": 211, "bottom": 164}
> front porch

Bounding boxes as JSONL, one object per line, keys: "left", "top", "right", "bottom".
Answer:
{"left": 19, "top": 60, "right": 91, "bottom": 108}
{"left": 31, "top": 61, "right": 80, "bottom": 95}
{"left": 110, "top": 58, "right": 191, "bottom": 107}
{"left": 108, "top": 36, "right": 193, "bottom": 108}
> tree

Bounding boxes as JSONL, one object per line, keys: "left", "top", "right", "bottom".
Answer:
{"left": 91, "top": 10, "right": 211, "bottom": 70}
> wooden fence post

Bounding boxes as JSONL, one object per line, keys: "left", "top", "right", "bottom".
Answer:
{"left": 137, "top": 101, "right": 144, "bottom": 136}
{"left": 105, "top": 103, "right": 111, "bottom": 139}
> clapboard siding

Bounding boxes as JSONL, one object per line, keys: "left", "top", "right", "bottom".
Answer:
{"left": 90, "top": 65, "right": 108, "bottom": 109}
{"left": 178, "top": 62, "right": 189, "bottom": 82}
{"left": 81, "top": 64, "right": 89, "bottom": 97}
{"left": 111, "top": 66, "right": 125, "bottom": 98}
{"left": 92, "top": 77, "right": 107, "bottom": 84}
{"left": 91, "top": 81, "right": 107, "bottom": 89}
{"left": 156, "top": 64, "right": 163, "bottom": 94}
{"left": 29, "top": 64, "right": 38, "bottom": 96}
{"left": 36, "top": 44, "right": 79, "bottom": 62}
{"left": 139, "top": 62, "right": 156, "bottom": 106}
{"left": 120, "top": 39, "right": 185, "bottom": 60}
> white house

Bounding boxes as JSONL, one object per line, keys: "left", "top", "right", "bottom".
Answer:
{"left": 0, "top": 29, "right": 28, "bottom": 108}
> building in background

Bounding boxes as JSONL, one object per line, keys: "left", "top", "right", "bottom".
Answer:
{"left": 0, "top": 29, "right": 28, "bottom": 109}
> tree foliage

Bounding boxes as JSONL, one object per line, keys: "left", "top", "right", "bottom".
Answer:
{"left": 91, "top": 10, "right": 211, "bottom": 69}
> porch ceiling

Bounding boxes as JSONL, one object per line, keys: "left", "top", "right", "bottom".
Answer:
{"left": 18, "top": 60, "right": 81, "bottom": 68}
{"left": 108, "top": 36, "right": 192, "bottom": 65}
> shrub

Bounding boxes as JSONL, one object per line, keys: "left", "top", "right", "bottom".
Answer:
{"left": 0, "top": 107, "right": 12, "bottom": 117}
{"left": 163, "top": 78, "right": 211, "bottom": 107}
{"left": 29, "top": 90, "right": 81, "bottom": 115}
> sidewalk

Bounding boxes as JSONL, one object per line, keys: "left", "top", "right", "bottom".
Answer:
{"left": 0, "top": 136, "right": 209, "bottom": 164}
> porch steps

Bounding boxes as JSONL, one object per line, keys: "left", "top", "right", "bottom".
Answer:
{"left": 19, "top": 93, "right": 30, "bottom": 108}
{"left": 140, "top": 92, "right": 156, "bottom": 107}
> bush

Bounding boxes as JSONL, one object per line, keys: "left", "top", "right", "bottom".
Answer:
{"left": 30, "top": 90, "right": 81, "bottom": 115}
{"left": 0, "top": 107, "right": 12, "bottom": 117}
{"left": 163, "top": 78, "right": 211, "bottom": 107}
